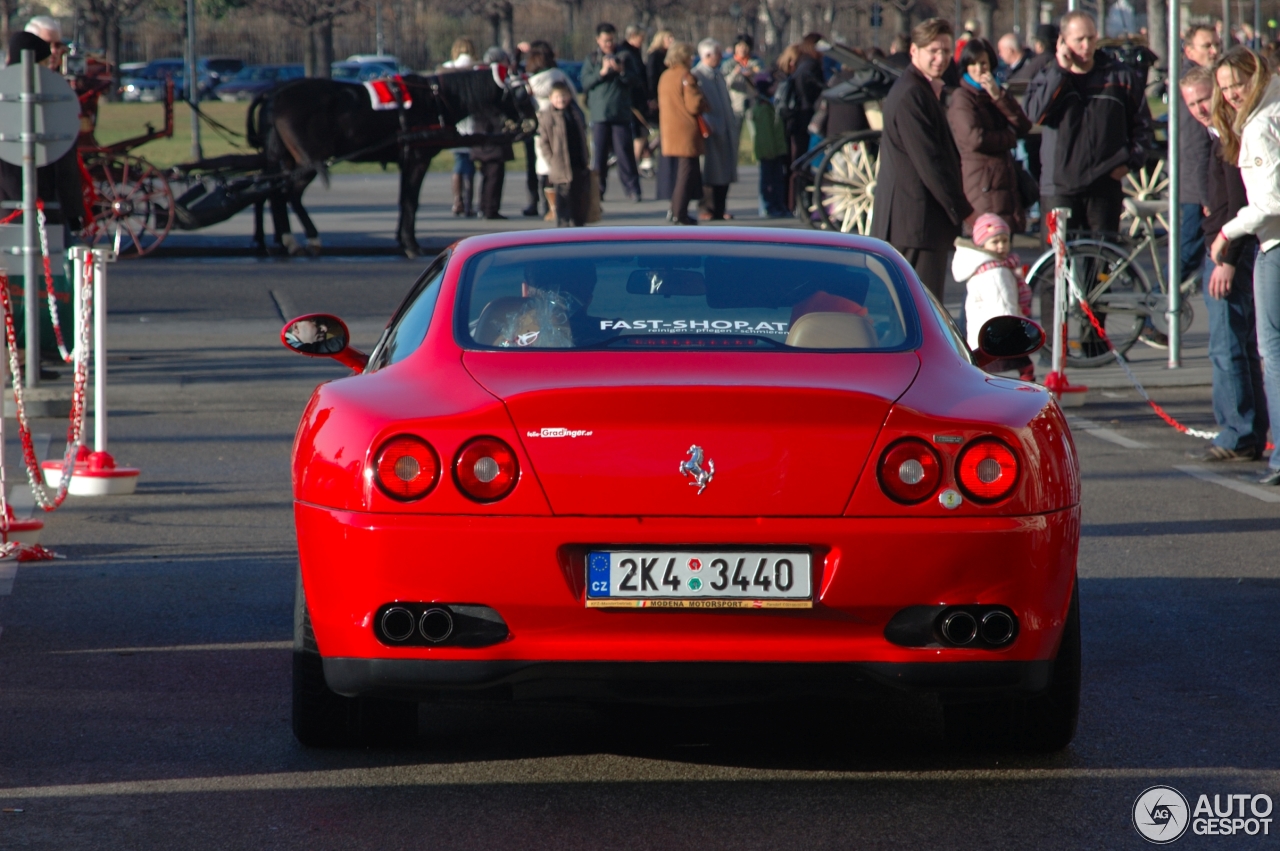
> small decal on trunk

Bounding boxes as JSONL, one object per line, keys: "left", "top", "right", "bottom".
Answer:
{"left": 526, "top": 428, "right": 593, "bottom": 438}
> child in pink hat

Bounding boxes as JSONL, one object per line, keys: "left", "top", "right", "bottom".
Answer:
{"left": 951, "top": 212, "right": 1034, "bottom": 381}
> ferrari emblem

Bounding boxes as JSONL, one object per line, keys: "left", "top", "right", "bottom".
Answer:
{"left": 679, "top": 445, "right": 715, "bottom": 494}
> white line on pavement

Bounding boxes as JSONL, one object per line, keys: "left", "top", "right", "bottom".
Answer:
{"left": 2, "top": 764, "right": 1280, "bottom": 798}
{"left": 0, "top": 563, "right": 15, "bottom": 596}
{"left": 51, "top": 641, "right": 293, "bottom": 654}
{"left": 1067, "top": 417, "right": 1151, "bottom": 449}
{"left": 1174, "top": 465, "right": 1280, "bottom": 503}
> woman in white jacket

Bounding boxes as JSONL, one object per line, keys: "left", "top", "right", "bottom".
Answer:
{"left": 1209, "top": 46, "right": 1280, "bottom": 486}
{"left": 525, "top": 43, "right": 575, "bottom": 220}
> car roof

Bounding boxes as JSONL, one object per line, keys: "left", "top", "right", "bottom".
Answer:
{"left": 448, "top": 226, "right": 900, "bottom": 257}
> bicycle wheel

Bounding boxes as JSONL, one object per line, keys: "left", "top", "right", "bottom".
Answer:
{"left": 1026, "top": 241, "right": 1154, "bottom": 368}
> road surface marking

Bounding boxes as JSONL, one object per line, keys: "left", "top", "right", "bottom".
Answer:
{"left": 0, "top": 563, "right": 15, "bottom": 596}
{"left": 4, "top": 764, "right": 1280, "bottom": 798}
{"left": 51, "top": 641, "right": 293, "bottom": 654}
{"left": 1174, "top": 465, "right": 1280, "bottom": 503}
{"left": 1068, "top": 417, "right": 1150, "bottom": 449}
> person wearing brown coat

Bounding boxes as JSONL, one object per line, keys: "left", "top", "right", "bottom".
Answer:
{"left": 870, "top": 18, "right": 973, "bottom": 299}
{"left": 948, "top": 38, "right": 1032, "bottom": 232}
{"left": 658, "top": 42, "right": 710, "bottom": 225}
{"left": 537, "top": 82, "right": 592, "bottom": 227}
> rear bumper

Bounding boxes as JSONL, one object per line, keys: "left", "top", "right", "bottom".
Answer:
{"left": 296, "top": 503, "right": 1080, "bottom": 681}
{"left": 321, "top": 658, "right": 1054, "bottom": 701}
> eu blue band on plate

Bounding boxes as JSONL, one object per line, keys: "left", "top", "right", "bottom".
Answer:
{"left": 588, "top": 552, "right": 611, "bottom": 597}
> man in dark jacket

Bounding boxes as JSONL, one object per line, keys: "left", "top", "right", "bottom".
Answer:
{"left": 1181, "top": 67, "right": 1269, "bottom": 462}
{"left": 580, "top": 22, "right": 643, "bottom": 202}
{"left": 1024, "top": 11, "right": 1152, "bottom": 237}
{"left": 0, "top": 27, "right": 85, "bottom": 233}
{"left": 870, "top": 17, "right": 972, "bottom": 300}
{"left": 1178, "top": 25, "right": 1220, "bottom": 276}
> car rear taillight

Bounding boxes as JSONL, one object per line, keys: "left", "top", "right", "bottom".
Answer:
{"left": 454, "top": 437, "right": 519, "bottom": 502}
{"left": 877, "top": 439, "right": 942, "bottom": 504}
{"left": 374, "top": 435, "right": 440, "bottom": 500}
{"left": 956, "top": 439, "right": 1019, "bottom": 502}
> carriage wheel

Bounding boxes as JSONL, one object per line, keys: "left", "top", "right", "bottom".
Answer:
{"left": 813, "top": 131, "right": 881, "bottom": 235}
{"left": 81, "top": 154, "right": 174, "bottom": 258}
{"left": 1121, "top": 158, "right": 1168, "bottom": 236}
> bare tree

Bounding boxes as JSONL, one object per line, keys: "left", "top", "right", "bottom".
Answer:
{"left": 83, "top": 0, "right": 149, "bottom": 99}
{"left": 266, "top": 0, "right": 360, "bottom": 76}
{"left": 757, "top": 0, "right": 791, "bottom": 50}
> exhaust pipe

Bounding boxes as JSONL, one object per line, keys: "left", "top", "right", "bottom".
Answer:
{"left": 980, "top": 610, "right": 1015, "bottom": 645}
{"left": 419, "top": 607, "right": 454, "bottom": 643}
{"left": 940, "top": 611, "right": 977, "bottom": 645}
{"left": 380, "top": 607, "right": 417, "bottom": 642}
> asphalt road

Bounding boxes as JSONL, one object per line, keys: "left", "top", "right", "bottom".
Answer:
{"left": 0, "top": 258, "right": 1277, "bottom": 850}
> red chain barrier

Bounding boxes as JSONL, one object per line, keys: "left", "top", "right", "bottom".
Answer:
{"left": 1071, "top": 286, "right": 1273, "bottom": 450}
{"left": 0, "top": 258, "right": 92, "bottom": 514}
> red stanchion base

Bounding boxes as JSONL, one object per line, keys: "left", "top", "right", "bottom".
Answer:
{"left": 3, "top": 514, "right": 42, "bottom": 544}
{"left": 41, "top": 447, "right": 139, "bottom": 496}
{"left": 1043, "top": 371, "right": 1089, "bottom": 408}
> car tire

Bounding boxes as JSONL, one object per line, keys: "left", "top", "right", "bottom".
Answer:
{"left": 944, "top": 583, "right": 1080, "bottom": 752}
{"left": 291, "top": 575, "right": 418, "bottom": 748}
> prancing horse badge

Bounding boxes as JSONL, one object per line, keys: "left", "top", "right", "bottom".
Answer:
{"left": 679, "top": 445, "right": 714, "bottom": 494}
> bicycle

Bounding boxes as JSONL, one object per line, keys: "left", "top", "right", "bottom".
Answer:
{"left": 1024, "top": 198, "right": 1197, "bottom": 368}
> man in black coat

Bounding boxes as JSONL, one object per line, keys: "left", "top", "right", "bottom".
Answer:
{"left": 870, "top": 17, "right": 972, "bottom": 300}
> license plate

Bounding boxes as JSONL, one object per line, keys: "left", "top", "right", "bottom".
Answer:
{"left": 586, "top": 550, "right": 812, "bottom": 609}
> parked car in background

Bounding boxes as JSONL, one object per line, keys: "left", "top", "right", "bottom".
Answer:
{"left": 214, "top": 64, "right": 305, "bottom": 101}
{"left": 120, "top": 57, "right": 246, "bottom": 101}
{"left": 196, "top": 56, "right": 245, "bottom": 99}
{"left": 331, "top": 59, "right": 399, "bottom": 82}
{"left": 120, "top": 58, "right": 184, "bottom": 101}
{"left": 557, "top": 60, "right": 583, "bottom": 92}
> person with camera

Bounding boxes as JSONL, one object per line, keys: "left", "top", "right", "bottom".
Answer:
{"left": 581, "top": 22, "right": 644, "bottom": 203}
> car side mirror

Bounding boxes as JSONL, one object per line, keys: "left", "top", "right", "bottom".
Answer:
{"left": 973, "top": 316, "right": 1045, "bottom": 368}
{"left": 281, "top": 313, "right": 369, "bottom": 373}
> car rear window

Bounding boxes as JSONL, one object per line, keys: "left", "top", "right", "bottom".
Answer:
{"left": 456, "top": 241, "right": 919, "bottom": 351}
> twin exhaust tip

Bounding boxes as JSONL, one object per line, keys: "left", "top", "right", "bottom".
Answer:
{"left": 939, "top": 608, "right": 1016, "bottom": 647}
{"left": 381, "top": 606, "right": 454, "bottom": 644}
{"left": 373, "top": 603, "right": 509, "bottom": 648}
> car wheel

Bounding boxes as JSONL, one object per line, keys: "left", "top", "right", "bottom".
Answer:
{"left": 944, "top": 583, "right": 1080, "bottom": 752}
{"left": 291, "top": 575, "right": 418, "bottom": 747}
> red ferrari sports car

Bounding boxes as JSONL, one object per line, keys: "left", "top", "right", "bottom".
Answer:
{"left": 283, "top": 227, "right": 1081, "bottom": 750}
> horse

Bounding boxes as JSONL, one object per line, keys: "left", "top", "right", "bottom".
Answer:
{"left": 249, "top": 67, "right": 535, "bottom": 258}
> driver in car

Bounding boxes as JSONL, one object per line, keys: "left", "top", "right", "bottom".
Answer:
{"left": 286, "top": 319, "right": 346, "bottom": 354}
{"left": 480, "top": 260, "right": 613, "bottom": 347}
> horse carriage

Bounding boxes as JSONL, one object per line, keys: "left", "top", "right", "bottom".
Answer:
{"left": 794, "top": 40, "right": 1170, "bottom": 237}
{"left": 68, "top": 59, "right": 535, "bottom": 257}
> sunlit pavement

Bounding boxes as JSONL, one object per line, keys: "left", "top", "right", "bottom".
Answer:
{"left": 0, "top": 233, "right": 1272, "bottom": 848}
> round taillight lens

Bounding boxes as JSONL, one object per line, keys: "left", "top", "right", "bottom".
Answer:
{"left": 454, "top": 437, "right": 519, "bottom": 502}
{"left": 877, "top": 439, "right": 942, "bottom": 504}
{"left": 956, "top": 438, "right": 1019, "bottom": 502}
{"left": 374, "top": 435, "right": 440, "bottom": 501}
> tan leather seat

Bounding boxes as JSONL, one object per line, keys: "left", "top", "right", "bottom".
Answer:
{"left": 785, "top": 311, "right": 877, "bottom": 349}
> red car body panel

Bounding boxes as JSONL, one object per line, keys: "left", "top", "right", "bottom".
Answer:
{"left": 289, "top": 227, "right": 1082, "bottom": 694}
{"left": 296, "top": 503, "right": 1080, "bottom": 663}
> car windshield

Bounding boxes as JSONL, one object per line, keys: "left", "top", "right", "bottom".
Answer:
{"left": 457, "top": 241, "right": 918, "bottom": 351}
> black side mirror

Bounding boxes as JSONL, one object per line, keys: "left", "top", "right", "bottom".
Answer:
{"left": 973, "top": 316, "right": 1045, "bottom": 368}
{"left": 281, "top": 313, "right": 369, "bottom": 372}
